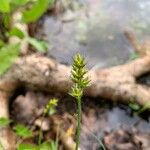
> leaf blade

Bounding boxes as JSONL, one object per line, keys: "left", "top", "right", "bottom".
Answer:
{"left": 0, "top": 44, "right": 20, "bottom": 75}
{"left": 26, "top": 37, "right": 48, "bottom": 53}
{"left": 22, "top": 0, "right": 54, "bottom": 23}
{"left": 0, "top": 0, "right": 10, "bottom": 13}
{"left": 0, "top": 117, "right": 12, "bottom": 128}
{"left": 14, "top": 124, "right": 33, "bottom": 138}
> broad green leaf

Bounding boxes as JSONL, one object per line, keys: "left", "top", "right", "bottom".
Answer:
{"left": 0, "top": 44, "right": 20, "bottom": 75}
{"left": 22, "top": 0, "right": 54, "bottom": 23}
{"left": 0, "top": 0, "right": 10, "bottom": 13}
{"left": 17, "top": 143, "right": 38, "bottom": 150}
{"left": 0, "top": 117, "right": 12, "bottom": 128}
{"left": 9, "top": 27, "right": 25, "bottom": 39}
{"left": 26, "top": 37, "right": 48, "bottom": 53}
{"left": 10, "top": 0, "right": 31, "bottom": 6}
{"left": 14, "top": 124, "right": 33, "bottom": 138}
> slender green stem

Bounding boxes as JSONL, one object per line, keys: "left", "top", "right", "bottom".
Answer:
{"left": 89, "top": 131, "right": 106, "bottom": 150}
{"left": 76, "top": 97, "right": 82, "bottom": 150}
{"left": 55, "top": 124, "right": 59, "bottom": 150}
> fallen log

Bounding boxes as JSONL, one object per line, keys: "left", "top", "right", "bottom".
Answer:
{"left": 2, "top": 52, "right": 150, "bottom": 105}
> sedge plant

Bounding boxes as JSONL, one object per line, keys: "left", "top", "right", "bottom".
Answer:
{"left": 70, "top": 53, "right": 90, "bottom": 150}
{"left": 38, "top": 98, "right": 58, "bottom": 145}
{"left": 0, "top": 99, "right": 59, "bottom": 150}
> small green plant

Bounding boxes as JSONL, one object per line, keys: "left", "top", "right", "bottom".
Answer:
{"left": 44, "top": 98, "right": 58, "bottom": 116}
{"left": 0, "top": 0, "right": 54, "bottom": 75}
{"left": 14, "top": 124, "right": 33, "bottom": 139}
{"left": 38, "top": 98, "right": 58, "bottom": 145}
{"left": 17, "top": 140, "right": 58, "bottom": 150}
{"left": 0, "top": 117, "right": 12, "bottom": 128}
{"left": 0, "top": 98, "right": 58, "bottom": 150}
{"left": 0, "top": 118, "right": 33, "bottom": 149}
{"left": 70, "top": 53, "right": 90, "bottom": 150}
{"left": 129, "top": 101, "right": 141, "bottom": 112}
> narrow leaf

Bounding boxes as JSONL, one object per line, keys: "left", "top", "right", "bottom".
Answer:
{"left": 26, "top": 37, "right": 48, "bottom": 53}
{"left": 39, "top": 141, "right": 57, "bottom": 150}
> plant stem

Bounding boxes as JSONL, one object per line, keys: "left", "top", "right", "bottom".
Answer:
{"left": 76, "top": 97, "right": 82, "bottom": 150}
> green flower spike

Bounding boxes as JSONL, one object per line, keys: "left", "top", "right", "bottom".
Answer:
{"left": 70, "top": 53, "right": 90, "bottom": 150}
{"left": 43, "top": 98, "right": 58, "bottom": 116}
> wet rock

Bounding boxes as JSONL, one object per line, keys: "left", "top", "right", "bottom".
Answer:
{"left": 104, "top": 129, "right": 141, "bottom": 150}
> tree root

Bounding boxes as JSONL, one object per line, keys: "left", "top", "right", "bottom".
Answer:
{"left": 0, "top": 28, "right": 150, "bottom": 149}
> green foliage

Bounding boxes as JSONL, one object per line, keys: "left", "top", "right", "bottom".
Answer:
{"left": 3, "top": 14, "right": 11, "bottom": 29}
{"left": 129, "top": 100, "right": 150, "bottom": 114}
{"left": 44, "top": 98, "right": 58, "bottom": 116}
{"left": 26, "top": 37, "right": 48, "bottom": 53}
{"left": 0, "top": 117, "right": 12, "bottom": 128}
{"left": 9, "top": 27, "right": 48, "bottom": 52}
{"left": 0, "top": 0, "right": 52, "bottom": 76}
{"left": 17, "top": 141, "right": 58, "bottom": 150}
{"left": 39, "top": 141, "right": 58, "bottom": 150}
{"left": 70, "top": 53, "right": 90, "bottom": 150}
{"left": 0, "top": 44, "right": 20, "bottom": 75}
{"left": 9, "top": 27, "right": 25, "bottom": 39}
{"left": 0, "top": 40, "right": 5, "bottom": 48}
{"left": 137, "top": 102, "right": 150, "bottom": 114}
{"left": 129, "top": 102, "right": 141, "bottom": 111}
{"left": 38, "top": 98, "right": 58, "bottom": 145}
{"left": 0, "top": 0, "right": 10, "bottom": 13}
{"left": 14, "top": 124, "right": 33, "bottom": 138}
{"left": 22, "top": 0, "right": 54, "bottom": 23}
{"left": 17, "top": 143, "right": 38, "bottom": 150}
{"left": 11, "top": 0, "right": 31, "bottom": 6}
{"left": 129, "top": 52, "right": 139, "bottom": 60}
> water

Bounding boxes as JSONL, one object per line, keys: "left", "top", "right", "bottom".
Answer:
{"left": 80, "top": 104, "right": 150, "bottom": 150}
{"left": 35, "top": 0, "right": 149, "bottom": 69}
